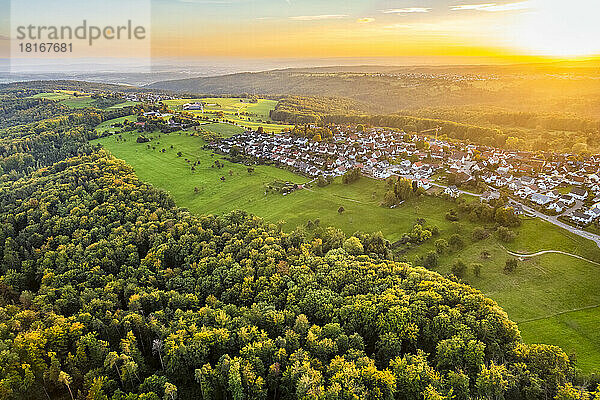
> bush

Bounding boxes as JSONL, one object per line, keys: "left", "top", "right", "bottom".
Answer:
{"left": 497, "top": 226, "right": 516, "bottom": 242}
{"left": 342, "top": 168, "right": 361, "bottom": 184}
{"left": 471, "top": 263, "right": 483, "bottom": 277}
{"left": 435, "top": 239, "right": 449, "bottom": 254}
{"left": 423, "top": 251, "right": 439, "bottom": 268}
{"left": 449, "top": 234, "right": 465, "bottom": 250}
{"left": 445, "top": 209, "right": 459, "bottom": 221}
{"left": 451, "top": 259, "right": 467, "bottom": 278}
{"left": 504, "top": 258, "right": 518, "bottom": 274}
{"left": 472, "top": 227, "right": 489, "bottom": 241}
{"left": 343, "top": 236, "right": 364, "bottom": 255}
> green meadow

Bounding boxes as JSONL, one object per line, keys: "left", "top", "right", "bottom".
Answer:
{"left": 93, "top": 126, "right": 600, "bottom": 373}
{"left": 32, "top": 91, "right": 138, "bottom": 109}
{"left": 164, "top": 97, "right": 293, "bottom": 133}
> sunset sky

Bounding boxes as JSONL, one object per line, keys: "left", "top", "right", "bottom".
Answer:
{"left": 1, "top": 0, "right": 599, "bottom": 64}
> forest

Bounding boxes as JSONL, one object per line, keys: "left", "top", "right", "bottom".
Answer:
{"left": 0, "top": 86, "right": 598, "bottom": 399}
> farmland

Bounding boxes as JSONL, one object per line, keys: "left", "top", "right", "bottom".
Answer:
{"left": 31, "top": 90, "right": 138, "bottom": 109}
{"left": 163, "top": 97, "right": 294, "bottom": 133}
{"left": 93, "top": 125, "right": 600, "bottom": 373}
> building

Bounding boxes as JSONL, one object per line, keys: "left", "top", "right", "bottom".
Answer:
{"left": 444, "top": 185, "right": 460, "bottom": 198}
{"left": 531, "top": 193, "right": 551, "bottom": 206}
{"left": 481, "top": 190, "right": 500, "bottom": 203}
{"left": 183, "top": 102, "right": 204, "bottom": 111}
{"left": 570, "top": 187, "right": 588, "bottom": 201}
{"left": 571, "top": 211, "right": 593, "bottom": 225}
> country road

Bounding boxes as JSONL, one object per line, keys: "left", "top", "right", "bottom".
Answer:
{"left": 512, "top": 201, "right": 600, "bottom": 248}
{"left": 431, "top": 181, "right": 600, "bottom": 249}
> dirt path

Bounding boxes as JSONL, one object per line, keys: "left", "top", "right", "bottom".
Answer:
{"left": 503, "top": 248, "right": 600, "bottom": 266}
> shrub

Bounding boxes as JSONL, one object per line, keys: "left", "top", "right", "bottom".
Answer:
{"left": 471, "top": 263, "right": 483, "bottom": 277}
{"left": 472, "top": 227, "right": 490, "bottom": 241}
{"left": 423, "top": 251, "right": 439, "bottom": 268}
{"left": 451, "top": 259, "right": 467, "bottom": 278}
{"left": 343, "top": 236, "right": 364, "bottom": 255}
{"left": 445, "top": 209, "right": 459, "bottom": 221}
{"left": 504, "top": 258, "right": 518, "bottom": 274}
{"left": 449, "top": 234, "right": 465, "bottom": 250}
{"left": 435, "top": 239, "right": 449, "bottom": 254}
{"left": 497, "top": 226, "right": 516, "bottom": 242}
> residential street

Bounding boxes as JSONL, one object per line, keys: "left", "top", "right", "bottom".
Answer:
{"left": 512, "top": 201, "right": 600, "bottom": 248}
{"left": 431, "top": 181, "right": 600, "bottom": 248}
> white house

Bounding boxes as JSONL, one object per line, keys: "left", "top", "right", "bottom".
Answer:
{"left": 571, "top": 211, "right": 593, "bottom": 225}
{"left": 560, "top": 194, "right": 576, "bottom": 206}
{"left": 418, "top": 179, "right": 432, "bottom": 190}
{"left": 481, "top": 191, "right": 500, "bottom": 203}
{"left": 445, "top": 185, "right": 460, "bottom": 198}
{"left": 547, "top": 202, "right": 566, "bottom": 213}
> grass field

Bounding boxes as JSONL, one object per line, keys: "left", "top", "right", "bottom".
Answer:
{"left": 32, "top": 91, "right": 138, "bottom": 109}
{"left": 95, "top": 115, "right": 138, "bottom": 135}
{"left": 200, "top": 122, "right": 246, "bottom": 137}
{"left": 163, "top": 98, "right": 293, "bottom": 133}
{"left": 93, "top": 126, "right": 600, "bottom": 373}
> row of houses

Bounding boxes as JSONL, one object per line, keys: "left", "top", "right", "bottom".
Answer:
{"left": 210, "top": 124, "right": 600, "bottom": 226}
{"left": 212, "top": 129, "right": 442, "bottom": 181}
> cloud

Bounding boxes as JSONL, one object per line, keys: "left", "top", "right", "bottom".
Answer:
{"left": 381, "top": 7, "right": 431, "bottom": 14}
{"left": 289, "top": 14, "right": 349, "bottom": 21}
{"left": 356, "top": 17, "right": 375, "bottom": 24}
{"left": 450, "top": 2, "right": 531, "bottom": 12}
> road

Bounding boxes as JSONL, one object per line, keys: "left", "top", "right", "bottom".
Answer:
{"left": 430, "top": 181, "right": 600, "bottom": 248}
{"left": 510, "top": 201, "right": 600, "bottom": 248}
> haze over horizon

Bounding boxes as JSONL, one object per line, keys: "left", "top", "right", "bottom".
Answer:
{"left": 1, "top": 0, "right": 600, "bottom": 76}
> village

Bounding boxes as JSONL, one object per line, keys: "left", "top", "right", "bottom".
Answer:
{"left": 211, "top": 125, "right": 600, "bottom": 229}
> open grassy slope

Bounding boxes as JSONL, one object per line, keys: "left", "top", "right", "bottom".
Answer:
{"left": 163, "top": 97, "right": 293, "bottom": 133}
{"left": 32, "top": 91, "right": 138, "bottom": 109}
{"left": 93, "top": 125, "right": 600, "bottom": 373}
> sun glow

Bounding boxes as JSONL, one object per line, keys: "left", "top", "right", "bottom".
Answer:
{"left": 509, "top": 0, "right": 600, "bottom": 57}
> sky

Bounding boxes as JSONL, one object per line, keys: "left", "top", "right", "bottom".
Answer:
{"left": 1, "top": 0, "right": 600, "bottom": 65}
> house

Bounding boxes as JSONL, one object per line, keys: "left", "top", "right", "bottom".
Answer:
{"left": 560, "top": 194, "right": 576, "bottom": 206}
{"left": 571, "top": 211, "right": 593, "bottom": 225}
{"left": 507, "top": 203, "right": 525, "bottom": 215}
{"left": 444, "top": 185, "right": 460, "bottom": 198}
{"left": 546, "top": 190, "right": 561, "bottom": 199}
{"left": 481, "top": 191, "right": 500, "bottom": 203}
{"left": 570, "top": 187, "right": 588, "bottom": 201}
{"left": 450, "top": 151, "right": 470, "bottom": 163}
{"left": 531, "top": 193, "right": 551, "bottom": 206}
{"left": 418, "top": 179, "right": 432, "bottom": 190}
{"left": 547, "top": 202, "right": 566, "bottom": 213}
{"left": 584, "top": 207, "right": 600, "bottom": 219}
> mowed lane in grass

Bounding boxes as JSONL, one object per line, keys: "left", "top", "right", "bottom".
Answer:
{"left": 520, "top": 306, "right": 600, "bottom": 373}
{"left": 93, "top": 128, "right": 600, "bottom": 373}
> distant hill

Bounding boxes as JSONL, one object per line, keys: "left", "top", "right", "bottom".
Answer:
{"left": 145, "top": 61, "right": 600, "bottom": 115}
